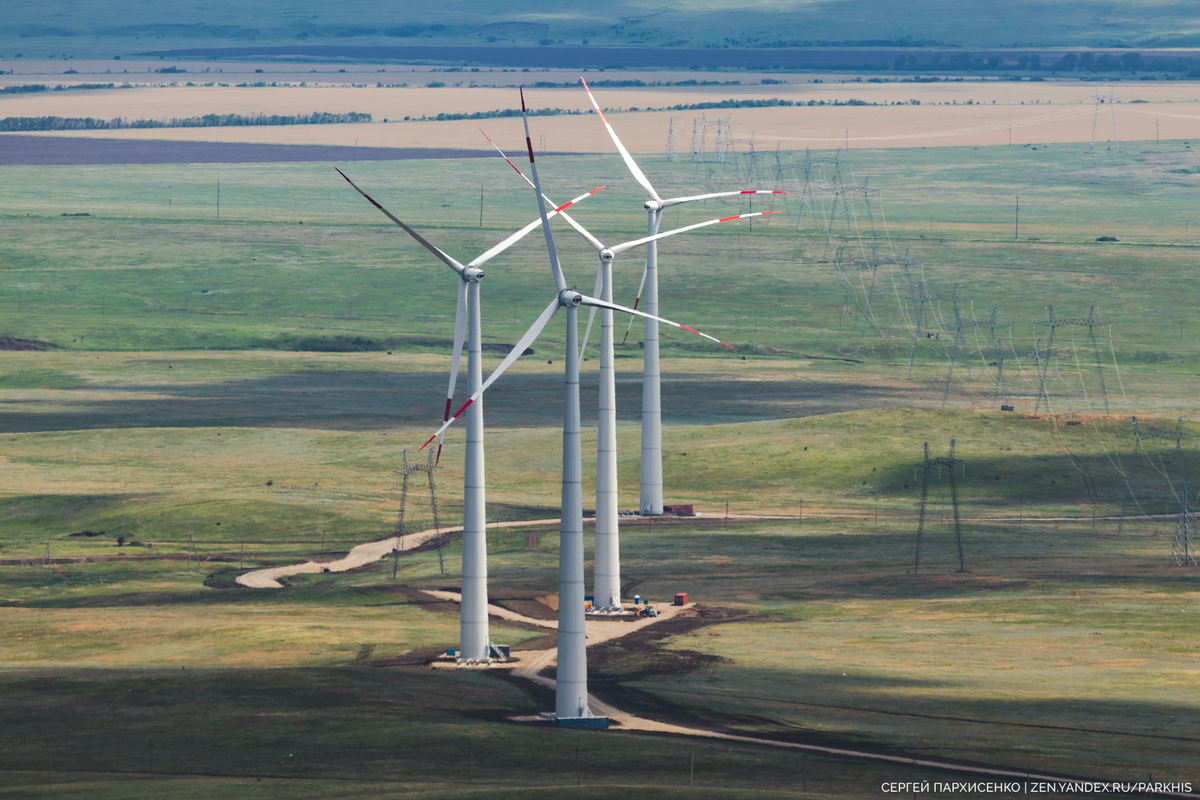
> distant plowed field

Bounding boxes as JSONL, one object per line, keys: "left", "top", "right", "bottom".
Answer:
{"left": 4, "top": 79, "right": 1196, "bottom": 153}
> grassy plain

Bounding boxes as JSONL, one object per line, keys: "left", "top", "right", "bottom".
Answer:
{"left": 1, "top": 137, "right": 1198, "bottom": 794}
{"left": 1, "top": 142, "right": 1198, "bottom": 382}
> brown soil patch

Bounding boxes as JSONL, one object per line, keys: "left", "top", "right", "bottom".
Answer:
{"left": 0, "top": 337, "right": 57, "bottom": 351}
{"left": 588, "top": 604, "right": 764, "bottom": 678}
{"left": 0, "top": 553, "right": 236, "bottom": 566}
{"left": 509, "top": 633, "right": 558, "bottom": 652}
{"left": 202, "top": 577, "right": 247, "bottom": 590}
{"left": 362, "top": 646, "right": 448, "bottom": 668}
{"left": 489, "top": 594, "right": 558, "bottom": 621}
{"left": 385, "top": 585, "right": 461, "bottom": 614}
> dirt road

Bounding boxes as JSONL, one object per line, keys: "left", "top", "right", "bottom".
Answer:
{"left": 236, "top": 518, "right": 559, "bottom": 588}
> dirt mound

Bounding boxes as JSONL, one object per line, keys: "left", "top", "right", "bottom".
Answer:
{"left": 203, "top": 577, "right": 246, "bottom": 589}
{"left": 0, "top": 337, "right": 57, "bottom": 351}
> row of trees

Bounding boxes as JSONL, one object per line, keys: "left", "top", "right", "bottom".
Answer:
{"left": 894, "top": 51, "right": 1199, "bottom": 75}
{"left": 0, "top": 112, "right": 371, "bottom": 132}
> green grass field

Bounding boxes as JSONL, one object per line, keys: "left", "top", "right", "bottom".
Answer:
{"left": 1, "top": 139, "right": 1198, "bottom": 795}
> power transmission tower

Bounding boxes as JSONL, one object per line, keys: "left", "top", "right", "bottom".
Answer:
{"left": 1110, "top": 87, "right": 1120, "bottom": 153}
{"left": 690, "top": 115, "right": 709, "bottom": 162}
{"left": 913, "top": 440, "right": 968, "bottom": 573}
{"left": 913, "top": 443, "right": 932, "bottom": 573}
{"left": 944, "top": 306, "right": 1011, "bottom": 408}
{"left": 1089, "top": 88, "right": 1120, "bottom": 153}
{"left": 393, "top": 449, "right": 445, "bottom": 575}
{"left": 940, "top": 290, "right": 970, "bottom": 410}
{"left": 1169, "top": 418, "right": 1196, "bottom": 565}
{"left": 853, "top": 178, "right": 885, "bottom": 338}
{"left": 902, "top": 272, "right": 964, "bottom": 385}
{"left": 772, "top": 142, "right": 786, "bottom": 196}
{"left": 1033, "top": 305, "right": 1110, "bottom": 415}
{"left": 1115, "top": 416, "right": 1145, "bottom": 537}
{"left": 790, "top": 149, "right": 839, "bottom": 232}
{"left": 1116, "top": 417, "right": 1196, "bottom": 558}
{"left": 713, "top": 115, "right": 730, "bottom": 163}
{"left": 966, "top": 309, "right": 1013, "bottom": 408}
{"left": 665, "top": 117, "right": 678, "bottom": 162}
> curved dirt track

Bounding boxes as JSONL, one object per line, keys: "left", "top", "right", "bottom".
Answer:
{"left": 236, "top": 518, "right": 560, "bottom": 588}
{"left": 235, "top": 519, "right": 1193, "bottom": 797}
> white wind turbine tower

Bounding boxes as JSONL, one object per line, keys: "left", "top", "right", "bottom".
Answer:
{"left": 582, "top": 78, "right": 786, "bottom": 515}
{"left": 479, "top": 133, "right": 769, "bottom": 610}
{"left": 424, "top": 89, "right": 734, "bottom": 722}
{"left": 337, "top": 167, "right": 602, "bottom": 663}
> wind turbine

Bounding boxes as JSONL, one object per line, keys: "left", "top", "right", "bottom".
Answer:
{"left": 582, "top": 78, "right": 787, "bottom": 515}
{"left": 479, "top": 132, "right": 775, "bottom": 610}
{"left": 337, "top": 167, "right": 602, "bottom": 664}
{"left": 423, "top": 89, "right": 734, "bottom": 722}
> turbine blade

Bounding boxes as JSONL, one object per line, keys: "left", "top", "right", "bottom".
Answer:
{"left": 420, "top": 297, "right": 560, "bottom": 449}
{"left": 579, "top": 260, "right": 604, "bottom": 359}
{"left": 610, "top": 210, "right": 781, "bottom": 256}
{"left": 581, "top": 78, "right": 661, "bottom": 202}
{"left": 445, "top": 278, "right": 468, "bottom": 419}
{"left": 435, "top": 279, "right": 469, "bottom": 465}
{"left": 520, "top": 88, "right": 568, "bottom": 292}
{"left": 480, "top": 128, "right": 607, "bottom": 254}
{"left": 580, "top": 294, "right": 736, "bottom": 350}
{"left": 336, "top": 168, "right": 465, "bottom": 275}
{"left": 470, "top": 186, "right": 605, "bottom": 267}
{"left": 621, "top": 265, "right": 649, "bottom": 345}
{"left": 661, "top": 189, "right": 788, "bottom": 208}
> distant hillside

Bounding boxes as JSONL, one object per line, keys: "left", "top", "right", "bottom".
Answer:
{"left": 2, "top": 0, "right": 1200, "bottom": 62}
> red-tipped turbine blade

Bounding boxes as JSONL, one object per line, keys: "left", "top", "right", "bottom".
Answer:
{"left": 581, "top": 78, "right": 661, "bottom": 202}
{"left": 579, "top": 294, "right": 736, "bottom": 351}
{"left": 419, "top": 297, "right": 560, "bottom": 449}
{"left": 519, "top": 88, "right": 567, "bottom": 292}
{"left": 609, "top": 210, "right": 779, "bottom": 257}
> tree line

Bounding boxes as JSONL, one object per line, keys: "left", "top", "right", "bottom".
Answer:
{"left": 0, "top": 112, "right": 372, "bottom": 132}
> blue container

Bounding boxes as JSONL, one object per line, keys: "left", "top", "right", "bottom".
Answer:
{"left": 558, "top": 716, "right": 610, "bottom": 730}
{"left": 447, "top": 648, "right": 456, "bottom": 657}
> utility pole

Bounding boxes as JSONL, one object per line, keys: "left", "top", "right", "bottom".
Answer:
{"left": 479, "top": 182, "right": 484, "bottom": 227}
{"left": 1015, "top": 195, "right": 1019, "bottom": 240}
{"left": 216, "top": 180, "right": 220, "bottom": 220}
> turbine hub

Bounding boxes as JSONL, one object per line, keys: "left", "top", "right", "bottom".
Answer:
{"left": 644, "top": 199, "right": 663, "bottom": 211}
{"left": 600, "top": 248, "right": 615, "bottom": 262}
{"left": 558, "top": 289, "right": 583, "bottom": 307}
{"left": 463, "top": 267, "right": 484, "bottom": 282}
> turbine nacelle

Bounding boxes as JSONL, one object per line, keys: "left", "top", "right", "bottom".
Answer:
{"left": 643, "top": 199, "right": 664, "bottom": 212}
{"left": 462, "top": 267, "right": 485, "bottom": 283}
{"left": 558, "top": 289, "right": 584, "bottom": 307}
{"left": 600, "top": 248, "right": 615, "bottom": 262}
